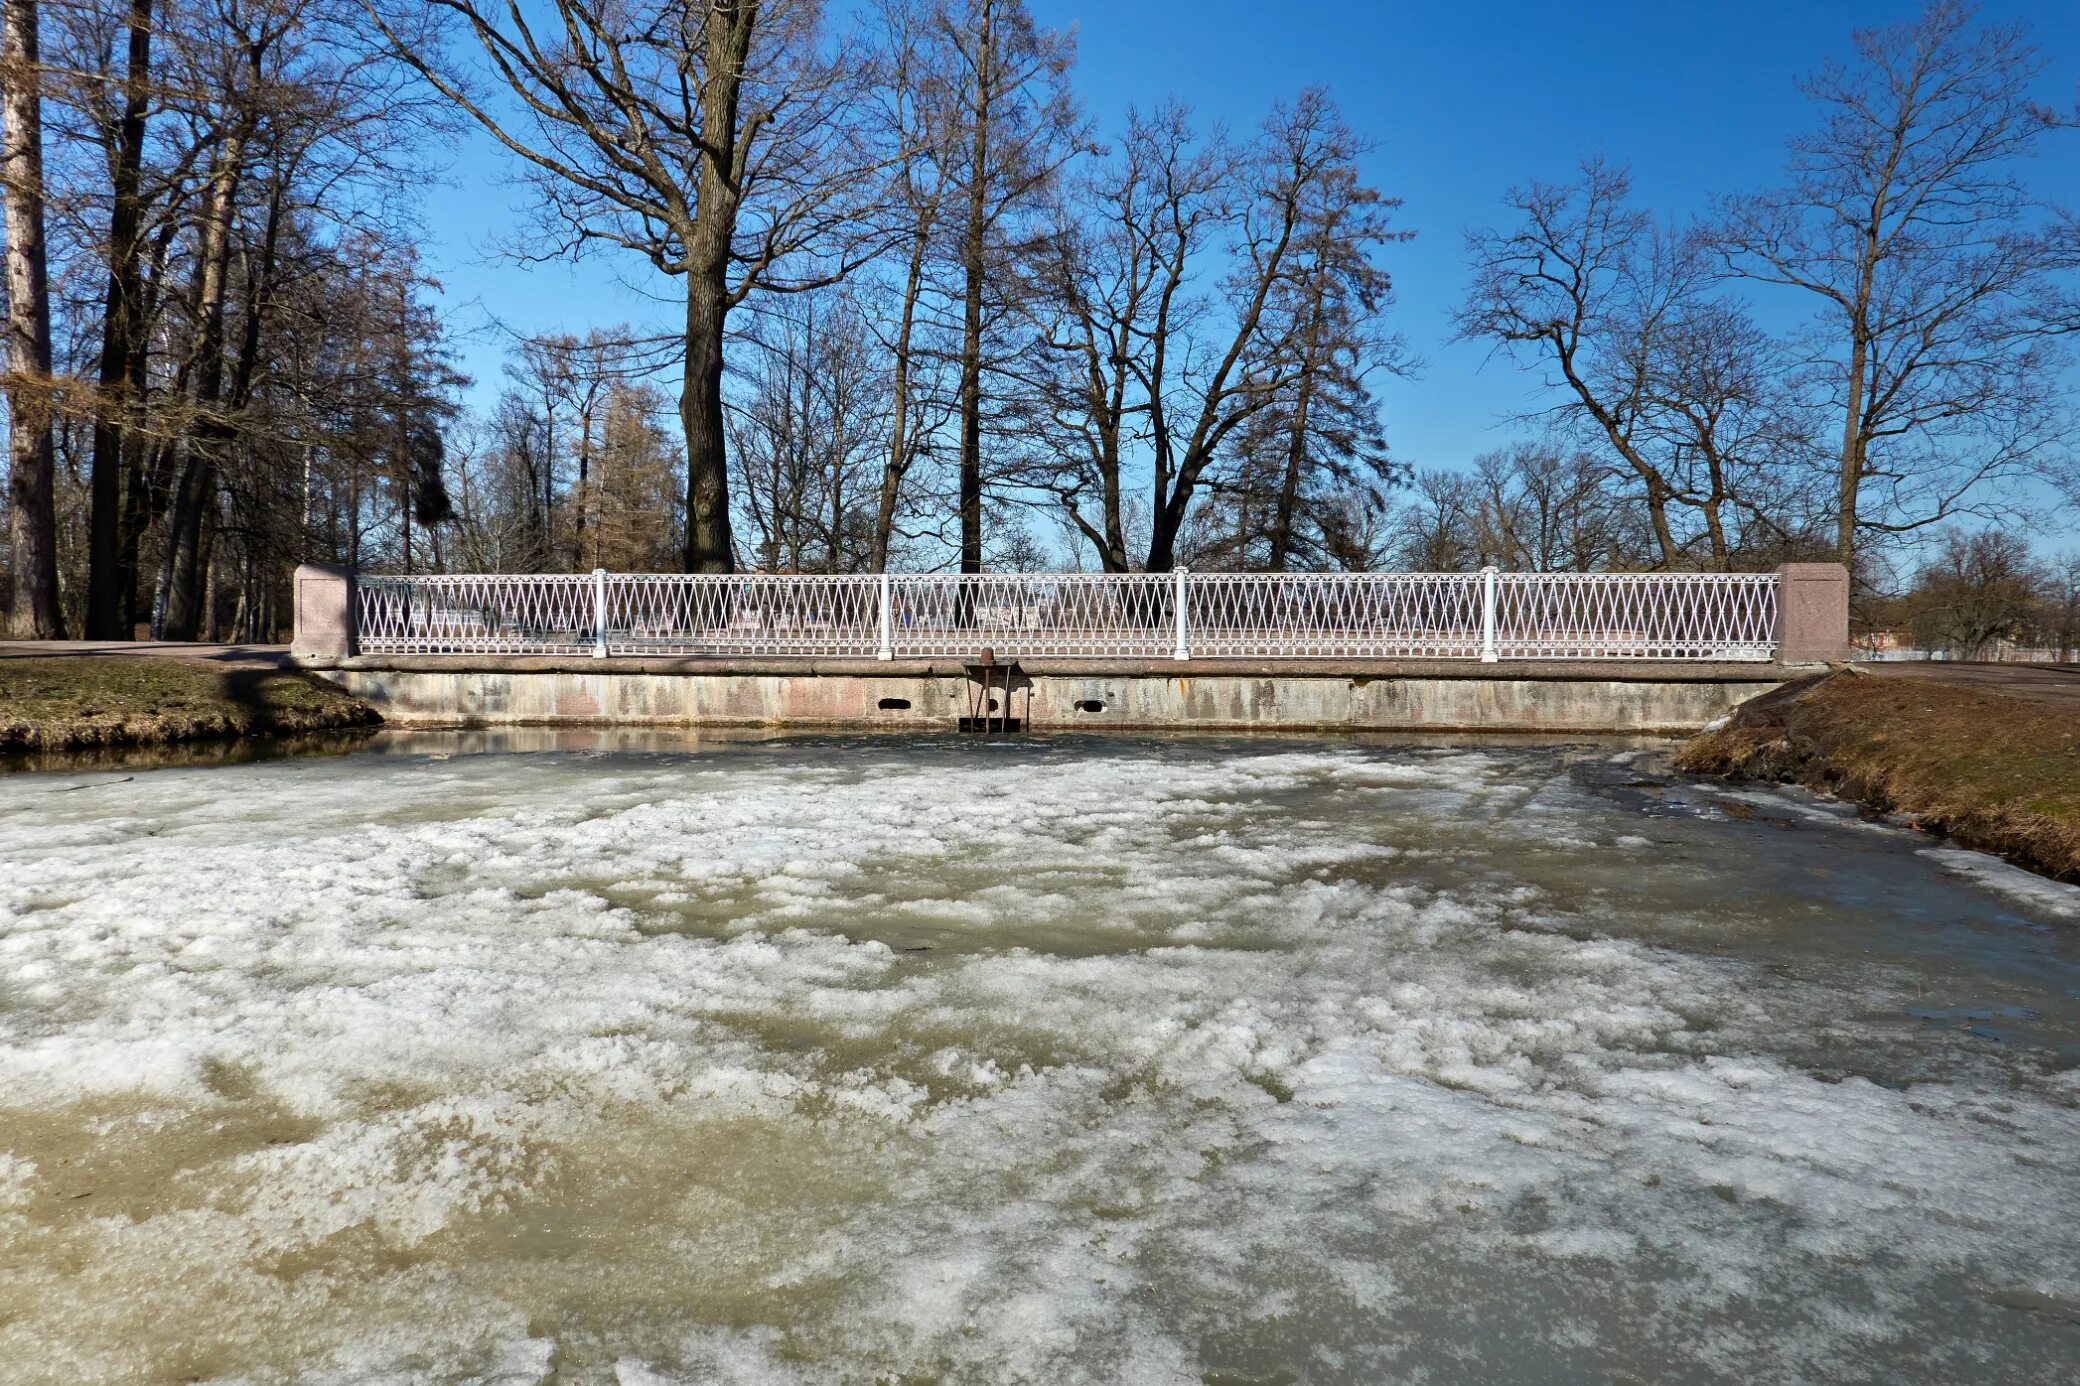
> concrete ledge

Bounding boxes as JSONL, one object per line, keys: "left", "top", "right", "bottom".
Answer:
{"left": 301, "top": 653, "right": 1804, "bottom": 682}
{"left": 316, "top": 661, "right": 1793, "bottom": 735}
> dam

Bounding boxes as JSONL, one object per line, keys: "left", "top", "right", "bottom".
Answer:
{"left": 290, "top": 563, "right": 1850, "bottom": 734}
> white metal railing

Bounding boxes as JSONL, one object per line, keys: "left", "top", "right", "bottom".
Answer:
{"left": 352, "top": 568, "right": 1780, "bottom": 661}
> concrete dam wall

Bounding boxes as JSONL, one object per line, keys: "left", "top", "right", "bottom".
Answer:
{"left": 308, "top": 656, "right": 1786, "bottom": 734}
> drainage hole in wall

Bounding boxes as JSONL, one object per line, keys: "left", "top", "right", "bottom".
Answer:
{"left": 877, "top": 697, "right": 912, "bottom": 711}
{"left": 1074, "top": 699, "right": 1106, "bottom": 713}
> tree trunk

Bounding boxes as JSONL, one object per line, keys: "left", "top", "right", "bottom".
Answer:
{"left": 827, "top": 412, "right": 844, "bottom": 575}
{"left": 871, "top": 202, "right": 933, "bottom": 572}
{"left": 394, "top": 267, "right": 414, "bottom": 574}
{"left": 155, "top": 131, "right": 243, "bottom": 640}
{"left": 572, "top": 398, "right": 592, "bottom": 569}
{"left": 1643, "top": 485, "right": 1678, "bottom": 569}
{"left": 538, "top": 392, "right": 555, "bottom": 569}
{"left": 679, "top": 1, "right": 756, "bottom": 574}
{"left": 197, "top": 518, "right": 218, "bottom": 641}
{"left": 1699, "top": 491, "right": 1728, "bottom": 570}
{"left": 1147, "top": 508, "right": 1181, "bottom": 574}
{"left": 84, "top": 0, "right": 152, "bottom": 637}
{"left": 1095, "top": 422, "right": 1127, "bottom": 573}
{"left": 956, "top": 0, "right": 995, "bottom": 578}
{"left": 1836, "top": 330, "right": 1868, "bottom": 568}
{"left": 119, "top": 220, "right": 179, "bottom": 631}
{"left": 681, "top": 281, "right": 733, "bottom": 572}
{"left": 2, "top": 0, "right": 64, "bottom": 638}
{"left": 1266, "top": 255, "right": 1329, "bottom": 571}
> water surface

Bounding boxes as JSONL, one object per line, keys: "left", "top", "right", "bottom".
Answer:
{"left": 1, "top": 732, "right": 2075, "bottom": 1384}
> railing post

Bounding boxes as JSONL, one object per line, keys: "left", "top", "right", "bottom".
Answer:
{"left": 592, "top": 568, "right": 609, "bottom": 658}
{"left": 1479, "top": 565, "right": 1500, "bottom": 663}
{"left": 1772, "top": 562, "right": 1850, "bottom": 665}
{"left": 878, "top": 570, "right": 894, "bottom": 660}
{"left": 290, "top": 563, "right": 356, "bottom": 660}
{"left": 1173, "top": 566, "right": 1190, "bottom": 661}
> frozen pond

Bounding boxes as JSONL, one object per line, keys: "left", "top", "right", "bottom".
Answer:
{"left": 1, "top": 732, "right": 2077, "bottom": 1384}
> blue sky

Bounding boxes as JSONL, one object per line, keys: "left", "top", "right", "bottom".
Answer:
{"left": 412, "top": 0, "right": 2080, "bottom": 477}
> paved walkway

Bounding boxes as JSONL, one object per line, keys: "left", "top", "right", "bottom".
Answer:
{"left": 1857, "top": 660, "right": 2080, "bottom": 712}
{"left": 0, "top": 641, "right": 293, "bottom": 669}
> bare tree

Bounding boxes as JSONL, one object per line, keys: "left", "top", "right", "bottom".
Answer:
{"left": 1384, "top": 467, "right": 1479, "bottom": 571}
{"left": 510, "top": 327, "right": 654, "bottom": 568}
{"left": 935, "top": 0, "right": 1082, "bottom": 575}
{"left": 369, "top": 0, "right": 885, "bottom": 573}
{"left": 76, "top": 0, "right": 153, "bottom": 637}
{"left": 0, "top": 0, "right": 456, "bottom": 639}
{"left": 1460, "top": 159, "right": 1808, "bottom": 570}
{"left": 1897, "top": 527, "right": 2044, "bottom": 658}
{"left": 3, "top": 0, "right": 64, "bottom": 636}
{"left": 2041, "top": 552, "right": 2080, "bottom": 661}
{"left": 862, "top": 0, "right": 960, "bottom": 570}
{"left": 1712, "top": 0, "right": 2080, "bottom": 565}
{"left": 1032, "top": 103, "right": 1218, "bottom": 572}
{"left": 1034, "top": 92, "right": 1397, "bottom": 573}
{"left": 730, "top": 289, "right": 890, "bottom": 571}
{"left": 1142, "top": 94, "right": 1384, "bottom": 572}
{"left": 151, "top": 0, "right": 309, "bottom": 638}
{"left": 1252, "top": 134, "right": 1410, "bottom": 569}
{"left": 451, "top": 390, "right": 556, "bottom": 571}
{"left": 1470, "top": 444, "right": 1637, "bottom": 572}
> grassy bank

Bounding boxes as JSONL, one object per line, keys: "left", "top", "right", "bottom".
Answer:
{"left": 0, "top": 656, "right": 378, "bottom": 753}
{"left": 1675, "top": 670, "right": 2080, "bottom": 881}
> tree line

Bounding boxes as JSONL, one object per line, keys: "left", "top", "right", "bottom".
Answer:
{"left": 1877, "top": 527, "right": 2080, "bottom": 660}
{"left": 1, "top": 0, "right": 2075, "bottom": 639}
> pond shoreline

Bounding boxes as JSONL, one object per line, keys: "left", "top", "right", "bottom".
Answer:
{"left": 0, "top": 653, "right": 378, "bottom": 754}
{"left": 1676, "top": 666, "right": 2080, "bottom": 883}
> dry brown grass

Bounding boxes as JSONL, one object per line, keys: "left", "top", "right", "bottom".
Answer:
{"left": 1676, "top": 670, "right": 2080, "bottom": 881}
{"left": 0, "top": 657, "right": 378, "bottom": 752}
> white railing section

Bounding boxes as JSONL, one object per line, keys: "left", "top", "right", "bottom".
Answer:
{"left": 353, "top": 568, "right": 1781, "bottom": 661}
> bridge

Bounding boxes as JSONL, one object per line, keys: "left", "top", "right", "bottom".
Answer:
{"left": 290, "top": 563, "right": 1849, "bottom": 733}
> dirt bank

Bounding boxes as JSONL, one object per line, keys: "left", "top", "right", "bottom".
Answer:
{"left": 0, "top": 655, "right": 378, "bottom": 753}
{"left": 1675, "top": 667, "right": 2080, "bottom": 882}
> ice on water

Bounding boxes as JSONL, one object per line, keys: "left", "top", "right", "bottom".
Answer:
{"left": 0, "top": 738, "right": 2076, "bottom": 1384}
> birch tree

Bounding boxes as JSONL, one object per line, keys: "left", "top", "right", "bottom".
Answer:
{"left": 2, "top": 0, "right": 64, "bottom": 637}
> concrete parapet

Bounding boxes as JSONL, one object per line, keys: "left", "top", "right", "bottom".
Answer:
{"left": 291, "top": 564, "right": 356, "bottom": 659}
{"left": 1773, "top": 562, "right": 1850, "bottom": 665}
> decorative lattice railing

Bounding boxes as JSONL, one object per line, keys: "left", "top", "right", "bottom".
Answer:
{"left": 352, "top": 569, "right": 1781, "bottom": 662}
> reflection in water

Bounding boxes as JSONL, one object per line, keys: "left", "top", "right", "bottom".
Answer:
{"left": 0, "top": 734, "right": 2075, "bottom": 1385}
{"left": 0, "top": 725, "right": 382, "bottom": 776}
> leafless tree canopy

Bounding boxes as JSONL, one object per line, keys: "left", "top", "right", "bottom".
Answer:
{"left": 1710, "top": 0, "right": 2080, "bottom": 565}
{"left": 1459, "top": 160, "right": 1813, "bottom": 571}
{"left": 0, "top": 0, "right": 2075, "bottom": 639}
